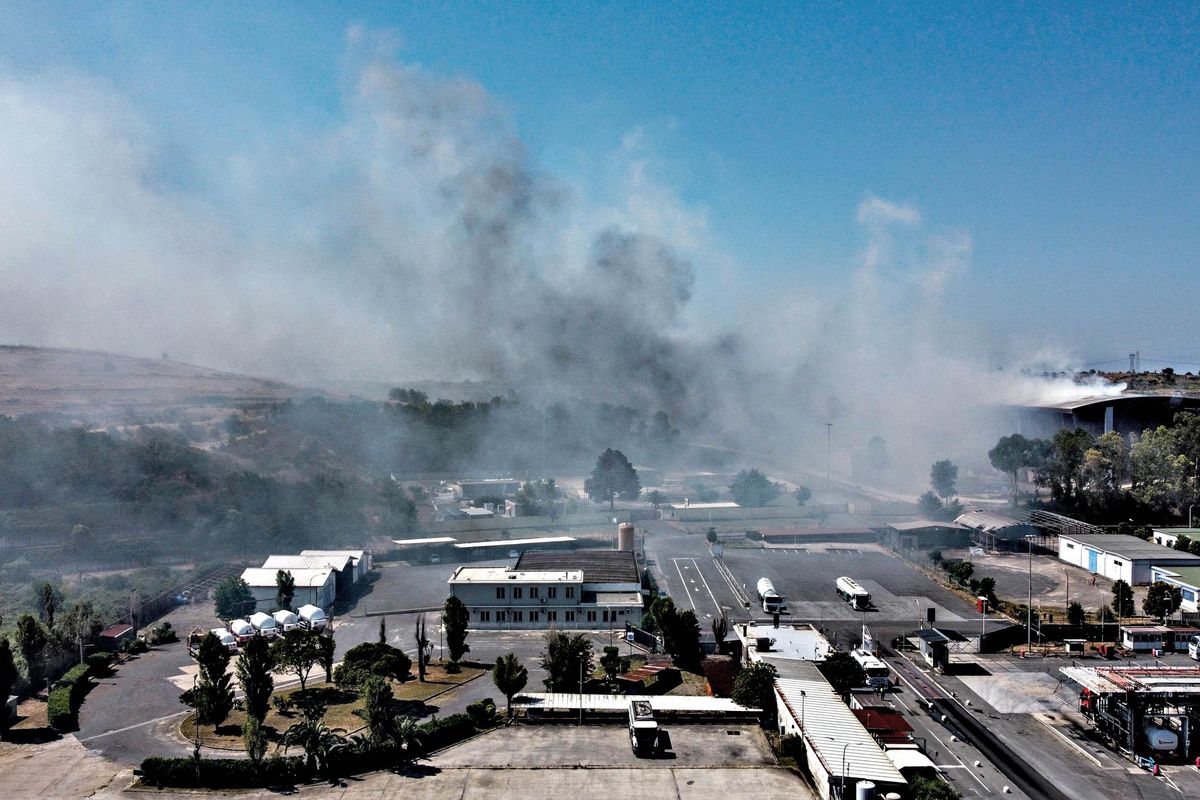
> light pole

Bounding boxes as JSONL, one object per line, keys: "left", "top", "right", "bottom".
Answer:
{"left": 1026, "top": 535, "right": 1034, "bottom": 653}
{"left": 800, "top": 689, "right": 806, "bottom": 731}
{"left": 578, "top": 658, "right": 584, "bottom": 726}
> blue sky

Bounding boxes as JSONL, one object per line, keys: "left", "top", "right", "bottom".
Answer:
{"left": 2, "top": 1, "right": 1198, "bottom": 372}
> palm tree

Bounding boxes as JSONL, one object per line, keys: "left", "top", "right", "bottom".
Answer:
{"left": 279, "top": 717, "right": 349, "bottom": 777}
{"left": 393, "top": 716, "right": 423, "bottom": 765}
{"left": 492, "top": 651, "right": 528, "bottom": 717}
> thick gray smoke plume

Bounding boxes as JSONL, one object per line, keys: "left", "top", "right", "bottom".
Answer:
{"left": 0, "top": 38, "right": 1094, "bottom": 487}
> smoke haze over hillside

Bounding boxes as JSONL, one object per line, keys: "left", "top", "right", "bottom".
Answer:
{"left": 0, "top": 31, "right": 1105, "bottom": 484}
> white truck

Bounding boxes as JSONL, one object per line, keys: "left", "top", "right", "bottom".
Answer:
{"left": 228, "top": 618, "right": 255, "bottom": 644}
{"left": 297, "top": 604, "right": 328, "bottom": 631}
{"left": 273, "top": 609, "right": 301, "bottom": 632}
{"left": 248, "top": 611, "right": 279, "bottom": 639}
{"left": 628, "top": 700, "right": 662, "bottom": 756}
{"left": 189, "top": 627, "right": 238, "bottom": 656}
{"left": 757, "top": 577, "right": 783, "bottom": 614}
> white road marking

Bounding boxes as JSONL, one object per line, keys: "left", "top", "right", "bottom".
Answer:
{"left": 672, "top": 558, "right": 698, "bottom": 613}
{"left": 78, "top": 710, "right": 190, "bottom": 741}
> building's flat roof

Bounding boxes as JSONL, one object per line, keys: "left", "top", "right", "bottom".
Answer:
{"left": 449, "top": 567, "right": 582, "bottom": 583}
{"left": 515, "top": 693, "right": 756, "bottom": 713}
{"left": 886, "top": 748, "right": 937, "bottom": 773}
{"left": 241, "top": 566, "right": 332, "bottom": 587}
{"left": 761, "top": 527, "right": 874, "bottom": 538}
{"left": 669, "top": 501, "right": 740, "bottom": 509}
{"left": 459, "top": 507, "right": 495, "bottom": 517}
{"left": 887, "top": 519, "right": 968, "bottom": 532}
{"left": 588, "top": 591, "right": 643, "bottom": 607}
{"left": 516, "top": 549, "right": 638, "bottom": 584}
{"left": 392, "top": 536, "right": 458, "bottom": 546}
{"left": 1062, "top": 665, "right": 1200, "bottom": 695}
{"left": 1059, "top": 533, "right": 1200, "bottom": 561}
{"left": 775, "top": 678, "right": 905, "bottom": 786}
{"left": 300, "top": 549, "right": 366, "bottom": 561}
{"left": 742, "top": 624, "right": 833, "bottom": 663}
{"left": 458, "top": 478, "right": 521, "bottom": 485}
{"left": 453, "top": 536, "right": 576, "bottom": 549}
{"left": 1154, "top": 566, "right": 1200, "bottom": 587}
{"left": 262, "top": 554, "right": 353, "bottom": 572}
{"left": 1152, "top": 527, "right": 1200, "bottom": 536}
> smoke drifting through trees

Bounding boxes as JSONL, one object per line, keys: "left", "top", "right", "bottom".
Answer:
{"left": 0, "top": 32, "right": 1111, "bottom": 487}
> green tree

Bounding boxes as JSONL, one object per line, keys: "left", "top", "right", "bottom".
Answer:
{"left": 360, "top": 676, "right": 396, "bottom": 746}
{"left": 541, "top": 631, "right": 593, "bottom": 691}
{"left": 318, "top": 634, "right": 337, "bottom": 683}
{"left": 731, "top": 661, "right": 778, "bottom": 718}
{"left": 1078, "top": 432, "right": 1127, "bottom": 507}
{"left": 644, "top": 489, "right": 666, "bottom": 509}
{"left": 729, "top": 469, "right": 782, "bottom": 507}
{"left": 414, "top": 616, "right": 429, "bottom": 682}
{"left": 280, "top": 716, "right": 348, "bottom": 777}
{"left": 946, "top": 561, "right": 974, "bottom": 586}
{"left": 584, "top": 449, "right": 641, "bottom": 509}
{"left": 335, "top": 641, "right": 411, "bottom": 686}
{"left": 15, "top": 615, "right": 47, "bottom": 691}
{"left": 988, "top": 434, "right": 1034, "bottom": 500}
{"left": 929, "top": 550, "right": 944, "bottom": 569}
{"left": 492, "top": 651, "right": 528, "bottom": 717}
{"left": 270, "top": 629, "right": 321, "bottom": 692}
{"left": 976, "top": 576, "right": 997, "bottom": 606}
{"left": 235, "top": 634, "right": 274, "bottom": 723}
{"left": 930, "top": 459, "right": 958, "bottom": 499}
{"left": 1067, "top": 601, "right": 1085, "bottom": 626}
{"left": 711, "top": 613, "right": 728, "bottom": 651}
{"left": 600, "top": 645, "right": 623, "bottom": 684}
{"left": 670, "top": 610, "right": 703, "bottom": 671}
{"left": 515, "top": 479, "right": 560, "bottom": 517}
{"left": 911, "top": 776, "right": 962, "bottom": 800}
{"left": 183, "top": 632, "right": 235, "bottom": 726}
{"left": 818, "top": 650, "right": 867, "bottom": 695}
{"left": 1111, "top": 580, "right": 1136, "bottom": 618}
{"left": 243, "top": 716, "right": 268, "bottom": 765}
{"left": 1046, "top": 428, "right": 1095, "bottom": 504}
{"left": 275, "top": 570, "right": 296, "bottom": 611}
{"left": 918, "top": 491, "right": 944, "bottom": 519}
{"left": 37, "top": 582, "right": 60, "bottom": 629}
{"left": 1130, "top": 426, "right": 1187, "bottom": 510}
{"left": 1144, "top": 581, "right": 1183, "bottom": 621}
{"left": 442, "top": 596, "right": 470, "bottom": 665}
{"left": 1176, "top": 535, "right": 1193, "bottom": 552}
{"left": 0, "top": 639, "right": 18, "bottom": 705}
{"left": 214, "top": 576, "right": 255, "bottom": 621}
{"left": 706, "top": 528, "right": 718, "bottom": 544}
{"left": 793, "top": 486, "right": 813, "bottom": 506}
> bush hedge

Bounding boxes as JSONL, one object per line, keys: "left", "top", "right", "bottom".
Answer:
{"left": 418, "top": 713, "right": 477, "bottom": 752}
{"left": 140, "top": 756, "right": 310, "bottom": 789}
{"left": 465, "top": 698, "right": 496, "bottom": 728}
{"left": 48, "top": 663, "right": 93, "bottom": 732}
{"left": 139, "top": 711, "right": 484, "bottom": 788}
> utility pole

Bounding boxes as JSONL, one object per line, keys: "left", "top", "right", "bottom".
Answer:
{"left": 578, "top": 658, "right": 584, "bottom": 726}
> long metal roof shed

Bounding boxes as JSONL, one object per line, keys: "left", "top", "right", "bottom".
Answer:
{"left": 452, "top": 536, "right": 576, "bottom": 549}
{"left": 775, "top": 677, "right": 905, "bottom": 788}
{"left": 391, "top": 536, "right": 458, "bottom": 546}
{"left": 515, "top": 693, "right": 756, "bottom": 714}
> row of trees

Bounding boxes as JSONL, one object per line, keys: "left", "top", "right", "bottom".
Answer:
{"left": 988, "top": 413, "right": 1200, "bottom": 517}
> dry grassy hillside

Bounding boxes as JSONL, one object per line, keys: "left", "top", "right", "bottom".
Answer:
{"left": 0, "top": 345, "right": 321, "bottom": 431}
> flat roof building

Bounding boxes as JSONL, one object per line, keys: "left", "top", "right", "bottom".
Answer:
{"left": 883, "top": 519, "right": 970, "bottom": 551}
{"left": 1058, "top": 533, "right": 1200, "bottom": 585}
{"left": 736, "top": 622, "right": 833, "bottom": 679}
{"left": 1151, "top": 565, "right": 1200, "bottom": 613}
{"left": 300, "top": 549, "right": 371, "bottom": 580}
{"left": 451, "top": 535, "right": 577, "bottom": 561}
{"left": 448, "top": 548, "right": 642, "bottom": 630}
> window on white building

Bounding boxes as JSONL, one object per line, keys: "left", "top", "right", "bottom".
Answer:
{"left": 513, "top": 610, "right": 523, "bottom": 622}
{"left": 496, "top": 587, "right": 505, "bottom": 599}
{"left": 566, "top": 586, "right": 576, "bottom": 599}
{"left": 566, "top": 611, "right": 575, "bottom": 622}
{"left": 530, "top": 586, "right": 539, "bottom": 598}
{"left": 513, "top": 587, "right": 523, "bottom": 599}
{"left": 587, "top": 610, "right": 597, "bottom": 622}
{"left": 548, "top": 587, "right": 557, "bottom": 599}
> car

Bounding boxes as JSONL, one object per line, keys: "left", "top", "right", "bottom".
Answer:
{"left": 508, "top": 550, "right": 519, "bottom": 559}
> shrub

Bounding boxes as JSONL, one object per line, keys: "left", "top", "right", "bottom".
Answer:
{"left": 129, "top": 638, "right": 149, "bottom": 654}
{"left": 418, "top": 713, "right": 476, "bottom": 752}
{"left": 86, "top": 653, "right": 112, "bottom": 675}
{"left": 334, "top": 642, "right": 411, "bottom": 687}
{"left": 140, "top": 756, "right": 311, "bottom": 789}
{"left": 271, "top": 694, "right": 295, "bottom": 715}
{"left": 465, "top": 698, "right": 496, "bottom": 727}
{"left": 48, "top": 663, "right": 95, "bottom": 731}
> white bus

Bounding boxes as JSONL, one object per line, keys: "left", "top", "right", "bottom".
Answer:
{"left": 852, "top": 648, "right": 891, "bottom": 688}
{"left": 757, "top": 577, "right": 783, "bottom": 614}
{"left": 836, "top": 576, "right": 871, "bottom": 610}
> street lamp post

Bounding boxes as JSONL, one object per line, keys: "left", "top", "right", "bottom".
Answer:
{"left": 1026, "top": 535, "right": 1034, "bottom": 653}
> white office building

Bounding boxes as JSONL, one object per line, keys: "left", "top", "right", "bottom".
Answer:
{"left": 240, "top": 566, "right": 336, "bottom": 613}
{"left": 448, "top": 549, "right": 643, "bottom": 629}
{"left": 1057, "top": 533, "right": 1200, "bottom": 585}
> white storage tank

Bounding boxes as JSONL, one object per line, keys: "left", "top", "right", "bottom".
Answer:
{"left": 228, "top": 619, "right": 254, "bottom": 642}
{"left": 297, "top": 604, "right": 328, "bottom": 631}
{"left": 273, "top": 609, "right": 300, "bottom": 632}
{"left": 209, "top": 628, "right": 238, "bottom": 652}
{"left": 248, "top": 611, "right": 279, "bottom": 639}
{"left": 855, "top": 781, "right": 876, "bottom": 800}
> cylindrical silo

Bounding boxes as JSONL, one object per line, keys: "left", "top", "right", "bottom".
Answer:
{"left": 855, "top": 781, "right": 876, "bottom": 800}
{"left": 618, "top": 523, "right": 635, "bottom": 551}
